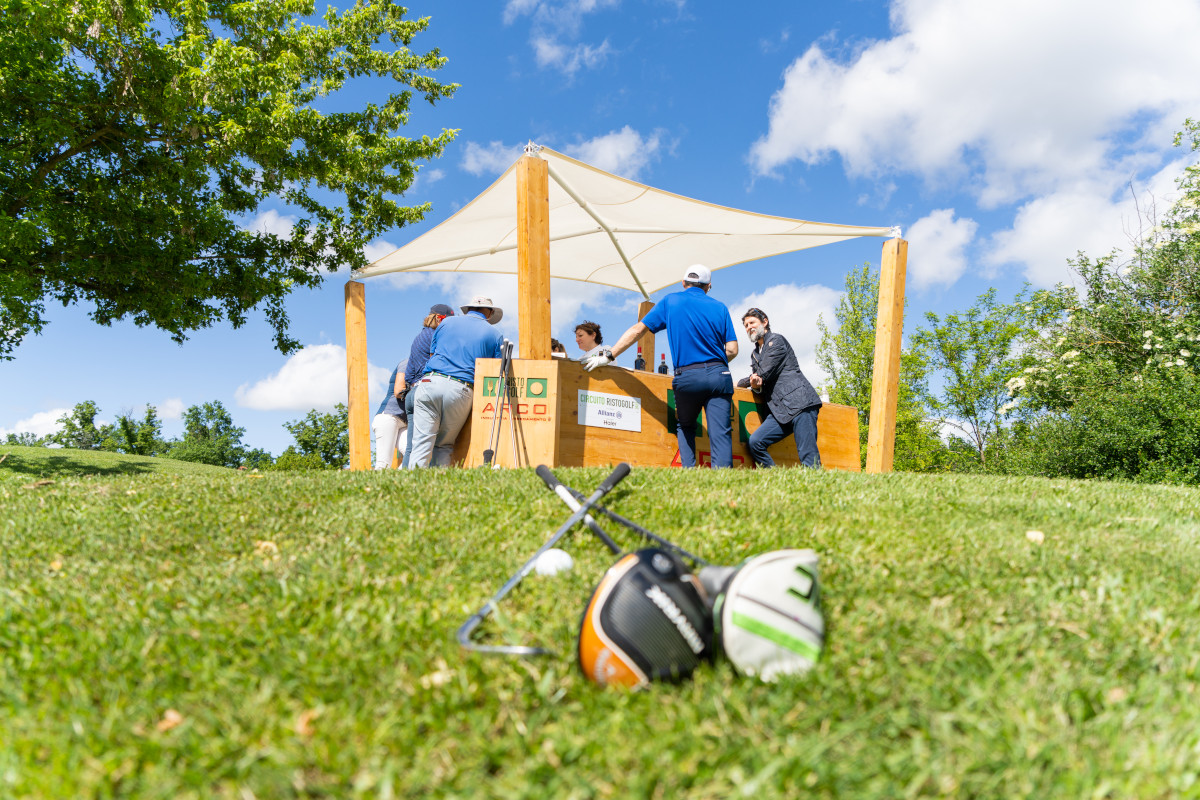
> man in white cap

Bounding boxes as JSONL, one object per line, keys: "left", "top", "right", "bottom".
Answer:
{"left": 584, "top": 265, "right": 739, "bottom": 468}
{"left": 407, "top": 296, "right": 505, "bottom": 468}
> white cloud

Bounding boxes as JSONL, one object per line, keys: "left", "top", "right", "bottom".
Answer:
{"left": 158, "top": 398, "right": 185, "bottom": 420}
{"left": 244, "top": 208, "right": 297, "bottom": 237}
{"left": 751, "top": 0, "right": 1200, "bottom": 199}
{"left": 749, "top": 0, "right": 1200, "bottom": 284}
{"left": 363, "top": 238, "right": 399, "bottom": 266}
{"left": 461, "top": 141, "right": 524, "bottom": 176}
{"left": 532, "top": 37, "right": 612, "bottom": 76}
{"left": 235, "top": 344, "right": 390, "bottom": 412}
{"left": 986, "top": 160, "right": 1187, "bottom": 286}
{"left": 906, "top": 209, "right": 978, "bottom": 289}
{"left": 727, "top": 283, "right": 842, "bottom": 384}
{"left": 563, "top": 126, "right": 666, "bottom": 180}
{"left": 504, "top": 0, "right": 619, "bottom": 77}
{"left": 0, "top": 408, "right": 71, "bottom": 439}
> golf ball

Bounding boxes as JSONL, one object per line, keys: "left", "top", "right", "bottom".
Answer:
{"left": 534, "top": 548, "right": 574, "bottom": 576}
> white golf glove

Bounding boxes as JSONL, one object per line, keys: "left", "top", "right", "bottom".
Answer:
{"left": 582, "top": 348, "right": 614, "bottom": 372}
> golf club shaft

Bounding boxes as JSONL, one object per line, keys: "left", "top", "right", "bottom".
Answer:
{"left": 482, "top": 340, "right": 512, "bottom": 466}
{"left": 535, "top": 466, "right": 621, "bottom": 554}
{"left": 565, "top": 486, "right": 709, "bottom": 567}
{"left": 457, "top": 462, "right": 632, "bottom": 655}
{"left": 489, "top": 340, "right": 513, "bottom": 469}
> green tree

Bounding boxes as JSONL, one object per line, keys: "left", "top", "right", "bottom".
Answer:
{"left": 1, "top": 0, "right": 457, "bottom": 359}
{"left": 106, "top": 405, "right": 167, "bottom": 456}
{"left": 49, "top": 401, "right": 112, "bottom": 450}
{"left": 815, "top": 264, "right": 945, "bottom": 471}
{"left": 167, "top": 401, "right": 245, "bottom": 468}
{"left": 912, "top": 288, "right": 1031, "bottom": 466}
{"left": 1000, "top": 120, "right": 1200, "bottom": 483}
{"left": 282, "top": 404, "right": 349, "bottom": 468}
{"left": 4, "top": 432, "right": 45, "bottom": 447}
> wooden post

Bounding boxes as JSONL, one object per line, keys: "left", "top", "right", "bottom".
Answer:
{"left": 636, "top": 300, "right": 655, "bottom": 370}
{"left": 866, "top": 238, "right": 908, "bottom": 473}
{"left": 517, "top": 154, "right": 551, "bottom": 360}
{"left": 345, "top": 280, "right": 372, "bottom": 471}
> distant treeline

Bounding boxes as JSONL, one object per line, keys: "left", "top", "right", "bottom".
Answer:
{"left": 6, "top": 401, "right": 349, "bottom": 471}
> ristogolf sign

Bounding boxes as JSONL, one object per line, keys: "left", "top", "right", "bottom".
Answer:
{"left": 577, "top": 389, "right": 642, "bottom": 433}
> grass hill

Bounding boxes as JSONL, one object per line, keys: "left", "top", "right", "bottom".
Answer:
{"left": 2, "top": 449, "right": 1199, "bottom": 798}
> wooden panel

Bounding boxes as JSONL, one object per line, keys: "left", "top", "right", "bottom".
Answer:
{"left": 517, "top": 156, "right": 551, "bottom": 361}
{"left": 344, "top": 281, "right": 372, "bottom": 471}
{"left": 866, "top": 238, "right": 908, "bottom": 473}
{"left": 455, "top": 358, "right": 860, "bottom": 471}
{"left": 464, "top": 359, "right": 559, "bottom": 467}
{"left": 635, "top": 300, "right": 656, "bottom": 371}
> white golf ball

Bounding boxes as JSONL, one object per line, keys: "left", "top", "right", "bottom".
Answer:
{"left": 534, "top": 548, "right": 574, "bottom": 576}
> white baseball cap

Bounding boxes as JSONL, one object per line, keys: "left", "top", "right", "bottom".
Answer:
{"left": 683, "top": 264, "right": 712, "bottom": 285}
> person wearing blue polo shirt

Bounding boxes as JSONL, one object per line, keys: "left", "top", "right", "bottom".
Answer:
{"left": 584, "top": 265, "right": 739, "bottom": 468}
{"left": 407, "top": 296, "right": 505, "bottom": 468}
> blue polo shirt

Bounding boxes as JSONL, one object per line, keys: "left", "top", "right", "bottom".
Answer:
{"left": 641, "top": 287, "right": 737, "bottom": 368}
{"left": 421, "top": 311, "right": 504, "bottom": 383}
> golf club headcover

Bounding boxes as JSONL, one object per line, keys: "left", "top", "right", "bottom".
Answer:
{"left": 579, "top": 548, "right": 713, "bottom": 688}
{"left": 711, "top": 549, "right": 825, "bottom": 682}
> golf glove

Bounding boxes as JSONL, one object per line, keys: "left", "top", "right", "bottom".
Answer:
{"left": 583, "top": 348, "right": 614, "bottom": 372}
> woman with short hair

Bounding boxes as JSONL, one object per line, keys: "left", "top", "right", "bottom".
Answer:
{"left": 575, "top": 320, "right": 604, "bottom": 360}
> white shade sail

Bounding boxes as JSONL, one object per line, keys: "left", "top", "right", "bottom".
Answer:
{"left": 356, "top": 146, "right": 895, "bottom": 298}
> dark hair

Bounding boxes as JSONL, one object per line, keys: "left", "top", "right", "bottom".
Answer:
{"left": 575, "top": 320, "right": 603, "bottom": 345}
{"left": 550, "top": 338, "right": 566, "bottom": 353}
{"left": 742, "top": 308, "right": 770, "bottom": 331}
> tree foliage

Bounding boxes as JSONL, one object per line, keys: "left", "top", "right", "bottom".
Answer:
{"left": 0, "top": 0, "right": 457, "bottom": 358}
{"left": 282, "top": 403, "right": 349, "bottom": 468}
{"left": 166, "top": 401, "right": 246, "bottom": 468}
{"left": 109, "top": 405, "right": 168, "bottom": 456}
{"left": 49, "top": 400, "right": 111, "bottom": 450}
{"left": 815, "top": 264, "right": 945, "bottom": 471}
{"left": 912, "top": 288, "right": 1031, "bottom": 465}
{"left": 999, "top": 119, "right": 1200, "bottom": 483}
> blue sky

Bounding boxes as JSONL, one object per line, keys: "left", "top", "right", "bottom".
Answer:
{"left": 5, "top": 0, "right": 1200, "bottom": 456}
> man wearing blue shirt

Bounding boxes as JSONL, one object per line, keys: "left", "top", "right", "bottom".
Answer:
{"left": 407, "top": 296, "right": 505, "bottom": 468}
{"left": 585, "top": 265, "right": 739, "bottom": 468}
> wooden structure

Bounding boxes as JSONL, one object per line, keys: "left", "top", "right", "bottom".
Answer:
{"left": 346, "top": 151, "right": 908, "bottom": 472}
{"left": 455, "top": 358, "right": 859, "bottom": 470}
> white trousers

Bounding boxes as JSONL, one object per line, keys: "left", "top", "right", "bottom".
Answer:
{"left": 372, "top": 412, "right": 407, "bottom": 469}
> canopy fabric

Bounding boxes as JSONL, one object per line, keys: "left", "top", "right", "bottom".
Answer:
{"left": 356, "top": 146, "right": 895, "bottom": 298}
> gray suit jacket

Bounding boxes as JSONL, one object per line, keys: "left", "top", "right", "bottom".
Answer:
{"left": 749, "top": 331, "right": 822, "bottom": 422}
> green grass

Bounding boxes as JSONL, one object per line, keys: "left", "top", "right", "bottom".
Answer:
{"left": 2, "top": 449, "right": 1200, "bottom": 798}
{"left": 0, "top": 445, "right": 232, "bottom": 479}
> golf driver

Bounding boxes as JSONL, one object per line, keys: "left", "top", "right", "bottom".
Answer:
{"left": 457, "top": 462, "right": 631, "bottom": 656}
{"left": 482, "top": 339, "right": 513, "bottom": 467}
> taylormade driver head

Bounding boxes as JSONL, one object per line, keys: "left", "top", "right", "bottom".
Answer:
{"left": 578, "top": 548, "right": 713, "bottom": 688}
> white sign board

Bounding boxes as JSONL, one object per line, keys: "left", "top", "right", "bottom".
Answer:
{"left": 577, "top": 389, "right": 642, "bottom": 433}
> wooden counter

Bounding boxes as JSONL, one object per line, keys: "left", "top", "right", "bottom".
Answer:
{"left": 450, "top": 357, "right": 860, "bottom": 470}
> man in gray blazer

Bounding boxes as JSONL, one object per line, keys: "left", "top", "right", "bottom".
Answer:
{"left": 738, "top": 308, "right": 822, "bottom": 468}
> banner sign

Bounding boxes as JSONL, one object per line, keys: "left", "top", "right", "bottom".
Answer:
{"left": 577, "top": 389, "right": 642, "bottom": 433}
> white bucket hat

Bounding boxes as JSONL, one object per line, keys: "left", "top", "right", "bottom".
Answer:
{"left": 460, "top": 295, "right": 504, "bottom": 324}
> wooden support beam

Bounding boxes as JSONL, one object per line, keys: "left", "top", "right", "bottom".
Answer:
{"left": 636, "top": 300, "right": 655, "bottom": 370}
{"left": 517, "top": 154, "right": 551, "bottom": 360}
{"left": 345, "top": 280, "right": 372, "bottom": 471}
{"left": 866, "top": 238, "right": 908, "bottom": 473}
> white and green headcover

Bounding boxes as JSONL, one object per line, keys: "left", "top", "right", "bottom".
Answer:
{"left": 714, "top": 549, "right": 824, "bottom": 682}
